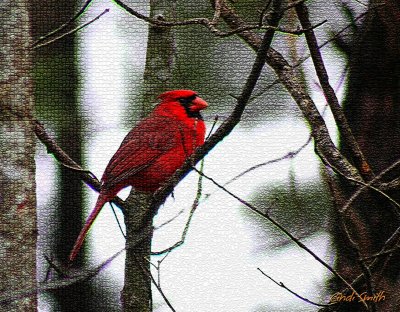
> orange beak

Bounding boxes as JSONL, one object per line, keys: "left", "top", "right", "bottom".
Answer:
{"left": 190, "top": 96, "right": 208, "bottom": 112}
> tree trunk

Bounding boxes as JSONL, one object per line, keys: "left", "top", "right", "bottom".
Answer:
{"left": 141, "top": 0, "right": 177, "bottom": 117}
{"left": 122, "top": 192, "right": 154, "bottom": 311}
{"left": 0, "top": 1, "right": 37, "bottom": 310}
{"left": 28, "top": 1, "right": 110, "bottom": 310}
{"left": 122, "top": 1, "right": 177, "bottom": 310}
{"left": 329, "top": 0, "right": 400, "bottom": 310}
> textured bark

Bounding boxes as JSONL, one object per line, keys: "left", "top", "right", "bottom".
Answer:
{"left": 329, "top": 0, "right": 400, "bottom": 311}
{"left": 141, "top": 0, "right": 178, "bottom": 117}
{"left": 122, "top": 1, "right": 177, "bottom": 311}
{"left": 0, "top": 1, "right": 37, "bottom": 311}
{"left": 122, "top": 192, "right": 153, "bottom": 312}
{"left": 28, "top": 1, "right": 106, "bottom": 310}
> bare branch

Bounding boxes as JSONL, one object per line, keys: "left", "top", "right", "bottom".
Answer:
{"left": 223, "top": 136, "right": 312, "bottom": 188}
{"left": 34, "top": 120, "right": 126, "bottom": 211}
{"left": 110, "top": 202, "right": 126, "bottom": 238}
{"left": 257, "top": 268, "right": 331, "bottom": 307}
{"left": 151, "top": 160, "right": 204, "bottom": 255}
{"left": 217, "top": 0, "right": 363, "bottom": 186}
{"left": 341, "top": 157, "right": 400, "bottom": 213}
{"left": 316, "top": 149, "right": 400, "bottom": 215}
{"left": 294, "top": 1, "right": 373, "bottom": 181}
{"left": 324, "top": 169, "right": 377, "bottom": 312}
{"left": 32, "top": 0, "right": 95, "bottom": 46}
{"left": 153, "top": 209, "right": 185, "bottom": 230}
{"left": 0, "top": 249, "right": 125, "bottom": 304}
{"left": 192, "top": 168, "right": 365, "bottom": 303}
{"left": 113, "top": 0, "right": 322, "bottom": 38}
{"left": 140, "top": 258, "right": 176, "bottom": 312}
{"left": 150, "top": 8, "right": 283, "bottom": 210}
{"left": 32, "top": 9, "right": 110, "bottom": 49}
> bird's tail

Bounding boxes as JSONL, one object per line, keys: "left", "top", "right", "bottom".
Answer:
{"left": 69, "top": 193, "right": 110, "bottom": 262}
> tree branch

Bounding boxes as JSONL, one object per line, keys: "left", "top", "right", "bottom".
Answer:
{"left": 32, "top": 9, "right": 110, "bottom": 49}
{"left": 216, "top": 0, "right": 363, "bottom": 185}
{"left": 32, "top": 0, "right": 95, "bottom": 47}
{"left": 257, "top": 268, "right": 331, "bottom": 307}
{"left": 150, "top": 4, "right": 283, "bottom": 210}
{"left": 0, "top": 249, "right": 125, "bottom": 304}
{"left": 294, "top": 1, "right": 373, "bottom": 181}
{"left": 34, "top": 120, "right": 126, "bottom": 211}
{"left": 193, "top": 168, "right": 366, "bottom": 305}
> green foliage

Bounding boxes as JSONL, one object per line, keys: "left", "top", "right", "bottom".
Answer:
{"left": 247, "top": 168, "right": 332, "bottom": 247}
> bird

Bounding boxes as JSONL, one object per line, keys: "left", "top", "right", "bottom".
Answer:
{"left": 69, "top": 90, "right": 208, "bottom": 262}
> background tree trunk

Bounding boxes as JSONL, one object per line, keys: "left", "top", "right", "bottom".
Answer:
{"left": 330, "top": 0, "right": 400, "bottom": 310}
{"left": 29, "top": 1, "right": 114, "bottom": 310}
{"left": 140, "top": 0, "right": 177, "bottom": 117}
{"left": 0, "top": 1, "right": 37, "bottom": 311}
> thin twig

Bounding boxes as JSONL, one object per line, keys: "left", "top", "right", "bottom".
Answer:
{"left": 110, "top": 202, "right": 126, "bottom": 238}
{"left": 349, "top": 224, "right": 400, "bottom": 290}
{"left": 316, "top": 150, "right": 400, "bottom": 215}
{"left": 60, "top": 163, "right": 99, "bottom": 180}
{"left": 153, "top": 209, "right": 185, "bottom": 230}
{"left": 206, "top": 115, "right": 219, "bottom": 140}
{"left": 33, "top": 9, "right": 110, "bottom": 49}
{"left": 113, "top": 0, "right": 322, "bottom": 37}
{"left": 151, "top": 160, "right": 204, "bottom": 255}
{"left": 32, "top": 0, "right": 95, "bottom": 46}
{"left": 325, "top": 170, "right": 376, "bottom": 312}
{"left": 0, "top": 249, "right": 125, "bottom": 304}
{"left": 361, "top": 244, "right": 400, "bottom": 261}
{"left": 223, "top": 136, "right": 311, "bottom": 188}
{"left": 341, "top": 157, "right": 400, "bottom": 213}
{"left": 192, "top": 168, "right": 365, "bottom": 304}
{"left": 43, "top": 255, "right": 67, "bottom": 279}
{"left": 257, "top": 268, "right": 331, "bottom": 307}
{"left": 141, "top": 260, "right": 176, "bottom": 312}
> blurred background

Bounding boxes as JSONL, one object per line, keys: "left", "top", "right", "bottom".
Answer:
{"left": 30, "top": 0, "right": 360, "bottom": 311}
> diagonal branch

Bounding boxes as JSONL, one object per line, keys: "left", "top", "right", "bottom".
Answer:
{"left": 150, "top": 4, "right": 283, "bottom": 209}
{"left": 257, "top": 268, "right": 331, "bottom": 307}
{"left": 32, "top": 9, "right": 110, "bottom": 49}
{"left": 193, "top": 168, "right": 367, "bottom": 306}
{"left": 34, "top": 120, "right": 126, "bottom": 211}
{"left": 216, "top": 0, "right": 362, "bottom": 185}
{"left": 294, "top": 1, "right": 373, "bottom": 181}
{"left": 32, "top": 0, "right": 95, "bottom": 47}
{"left": 0, "top": 249, "right": 125, "bottom": 304}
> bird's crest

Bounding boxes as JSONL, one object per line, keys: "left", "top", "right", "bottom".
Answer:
{"left": 158, "top": 90, "right": 198, "bottom": 102}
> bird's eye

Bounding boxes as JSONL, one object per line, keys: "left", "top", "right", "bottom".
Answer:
{"left": 178, "top": 95, "right": 197, "bottom": 105}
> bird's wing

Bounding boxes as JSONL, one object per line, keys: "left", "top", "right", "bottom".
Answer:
{"left": 102, "top": 116, "right": 181, "bottom": 190}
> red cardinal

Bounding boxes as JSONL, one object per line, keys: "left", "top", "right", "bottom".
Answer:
{"left": 69, "top": 90, "right": 208, "bottom": 262}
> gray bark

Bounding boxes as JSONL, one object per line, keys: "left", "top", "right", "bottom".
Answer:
{"left": 0, "top": 1, "right": 37, "bottom": 311}
{"left": 122, "top": 192, "right": 153, "bottom": 312}
{"left": 122, "top": 1, "right": 177, "bottom": 310}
